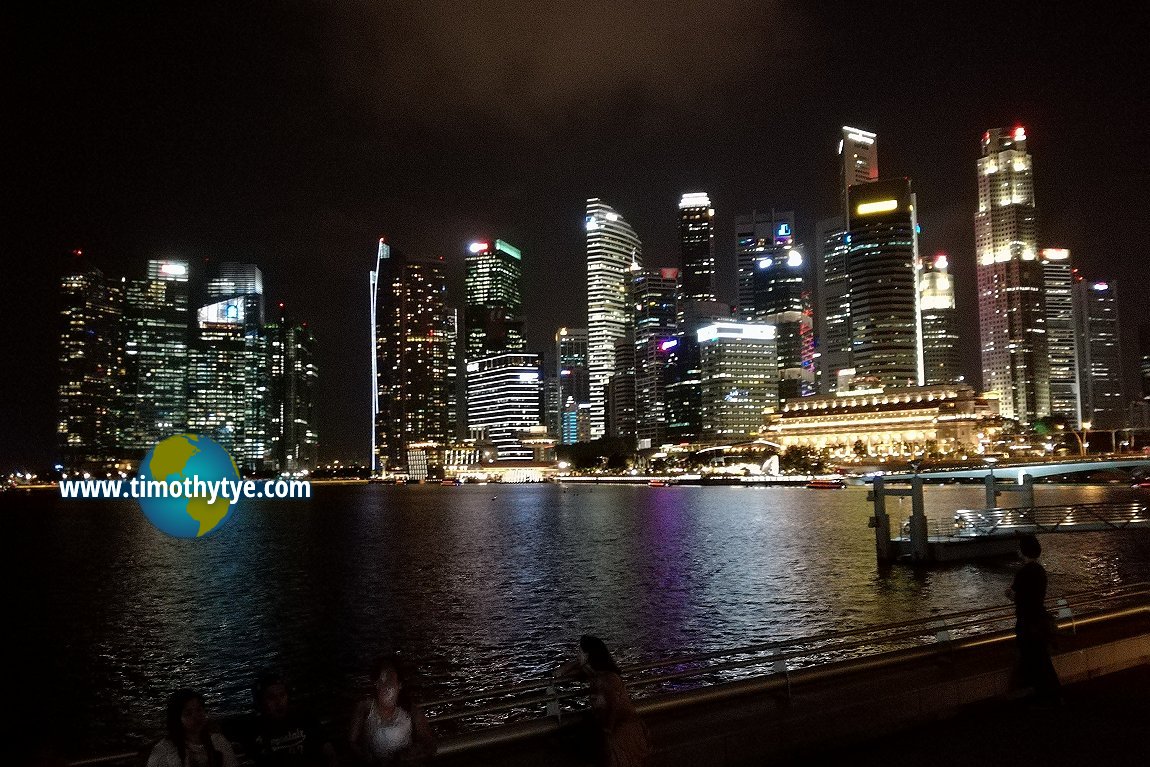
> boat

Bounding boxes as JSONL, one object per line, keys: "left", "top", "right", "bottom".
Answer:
{"left": 648, "top": 479, "right": 670, "bottom": 487}
{"left": 806, "top": 478, "right": 846, "bottom": 489}
{"left": 440, "top": 478, "right": 461, "bottom": 486}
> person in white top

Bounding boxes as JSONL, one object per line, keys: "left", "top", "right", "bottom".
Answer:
{"left": 146, "top": 689, "right": 238, "bottom": 767}
{"left": 348, "top": 655, "right": 435, "bottom": 764}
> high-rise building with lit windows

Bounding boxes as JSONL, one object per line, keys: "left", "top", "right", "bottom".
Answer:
{"left": 750, "top": 211, "right": 813, "bottom": 401}
{"left": 1041, "top": 248, "right": 1080, "bottom": 423}
{"left": 57, "top": 258, "right": 125, "bottom": 471}
{"left": 371, "top": 240, "right": 458, "bottom": 471}
{"left": 735, "top": 211, "right": 774, "bottom": 320}
{"left": 1074, "top": 278, "right": 1125, "bottom": 430}
{"left": 678, "top": 192, "right": 716, "bottom": 303}
{"left": 555, "top": 327, "right": 589, "bottom": 444}
{"left": 698, "top": 322, "right": 778, "bottom": 440}
{"left": 586, "top": 198, "right": 642, "bottom": 438}
{"left": 919, "top": 253, "right": 961, "bottom": 385}
{"left": 632, "top": 267, "right": 680, "bottom": 448}
{"left": 975, "top": 126, "right": 1048, "bottom": 424}
{"left": 840, "top": 126, "right": 879, "bottom": 217}
{"left": 265, "top": 303, "right": 319, "bottom": 472}
{"left": 847, "top": 177, "right": 924, "bottom": 388}
{"left": 120, "top": 259, "right": 189, "bottom": 457}
{"left": 466, "top": 353, "right": 542, "bottom": 460}
{"left": 465, "top": 239, "right": 525, "bottom": 360}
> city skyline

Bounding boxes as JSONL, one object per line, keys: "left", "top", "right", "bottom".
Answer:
{"left": 7, "top": 1, "right": 1146, "bottom": 467}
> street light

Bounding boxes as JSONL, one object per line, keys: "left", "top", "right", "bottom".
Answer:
{"left": 1082, "top": 421, "right": 1092, "bottom": 456}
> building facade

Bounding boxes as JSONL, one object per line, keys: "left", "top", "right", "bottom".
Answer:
{"left": 265, "top": 304, "right": 319, "bottom": 472}
{"left": 466, "top": 353, "right": 543, "bottom": 460}
{"left": 749, "top": 211, "right": 813, "bottom": 401}
{"left": 919, "top": 253, "right": 961, "bottom": 385}
{"left": 697, "top": 322, "right": 778, "bottom": 441}
{"left": 975, "top": 126, "right": 1049, "bottom": 424}
{"left": 57, "top": 261, "right": 124, "bottom": 471}
{"left": 371, "top": 241, "right": 458, "bottom": 471}
{"left": 1041, "top": 248, "right": 1080, "bottom": 424}
{"left": 678, "top": 192, "right": 716, "bottom": 303}
{"left": 735, "top": 211, "right": 774, "bottom": 321}
{"left": 632, "top": 267, "right": 680, "bottom": 448}
{"left": 846, "top": 177, "right": 924, "bottom": 388}
{"left": 586, "top": 198, "right": 643, "bottom": 439}
{"left": 555, "top": 327, "right": 589, "bottom": 444}
{"left": 1074, "top": 278, "right": 1125, "bottom": 429}
{"left": 465, "top": 239, "right": 525, "bottom": 360}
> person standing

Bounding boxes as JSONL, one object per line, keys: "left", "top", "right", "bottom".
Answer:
{"left": 556, "top": 635, "right": 651, "bottom": 767}
{"left": 1004, "top": 534, "right": 1062, "bottom": 704}
{"left": 348, "top": 655, "right": 436, "bottom": 764}
{"left": 241, "top": 672, "right": 337, "bottom": 767}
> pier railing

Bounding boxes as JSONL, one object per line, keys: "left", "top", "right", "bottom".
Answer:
{"left": 67, "top": 582, "right": 1150, "bottom": 764}
{"left": 951, "top": 501, "right": 1150, "bottom": 537}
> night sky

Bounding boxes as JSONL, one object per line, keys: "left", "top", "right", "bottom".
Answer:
{"left": 6, "top": 0, "right": 1148, "bottom": 468}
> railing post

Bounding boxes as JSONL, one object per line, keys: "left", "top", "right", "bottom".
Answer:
{"left": 984, "top": 472, "right": 997, "bottom": 509}
{"left": 546, "top": 685, "right": 561, "bottom": 721}
{"left": 909, "top": 476, "right": 930, "bottom": 563}
{"left": 872, "top": 475, "right": 892, "bottom": 563}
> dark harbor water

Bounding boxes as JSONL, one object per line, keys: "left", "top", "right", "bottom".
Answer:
{"left": 8, "top": 482, "right": 1150, "bottom": 756}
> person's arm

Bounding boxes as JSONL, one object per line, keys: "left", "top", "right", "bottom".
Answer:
{"left": 347, "top": 699, "right": 373, "bottom": 764}
{"left": 554, "top": 658, "right": 585, "bottom": 680}
{"left": 211, "top": 732, "right": 239, "bottom": 767}
{"left": 402, "top": 704, "right": 437, "bottom": 760}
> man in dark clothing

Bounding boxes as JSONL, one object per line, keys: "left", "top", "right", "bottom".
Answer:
{"left": 1004, "top": 534, "right": 1062, "bottom": 704}
{"left": 242, "top": 673, "right": 338, "bottom": 767}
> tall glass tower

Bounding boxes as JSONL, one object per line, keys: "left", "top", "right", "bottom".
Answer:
{"left": 750, "top": 211, "right": 813, "bottom": 401}
{"left": 370, "top": 241, "right": 457, "bottom": 471}
{"left": 678, "top": 192, "right": 716, "bottom": 303}
{"left": 586, "top": 198, "right": 642, "bottom": 439}
{"left": 1041, "top": 248, "right": 1080, "bottom": 423}
{"left": 975, "top": 126, "right": 1048, "bottom": 424}
{"left": 57, "top": 258, "right": 124, "bottom": 471}
{"left": 919, "top": 253, "right": 961, "bottom": 385}
{"left": 555, "top": 327, "right": 589, "bottom": 444}
{"left": 120, "top": 259, "right": 189, "bottom": 457}
{"left": 632, "top": 267, "right": 680, "bottom": 448}
{"left": 465, "top": 239, "right": 525, "bottom": 360}
{"left": 846, "top": 177, "right": 924, "bottom": 388}
{"left": 1074, "top": 277, "right": 1125, "bottom": 429}
{"left": 265, "top": 303, "right": 319, "bottom": 472}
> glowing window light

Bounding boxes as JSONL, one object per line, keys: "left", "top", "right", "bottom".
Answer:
{"left": 856, "top": 199, "right": 898, "bottom": 216}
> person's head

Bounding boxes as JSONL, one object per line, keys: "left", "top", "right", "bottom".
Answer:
{"left": 370, "top": 655, "right": 405, "bottom": 710}
{"left": 578, "top": 635, "right": 621, "bottom": 675}
{"left": 165, "top": 689, "right": 207, "bottom": 743}
{"left": 1019, "top": 533, "right": 1042, "bottom": 560}
{"left": 252, "top": 672, "right": 290, "bottom": 719}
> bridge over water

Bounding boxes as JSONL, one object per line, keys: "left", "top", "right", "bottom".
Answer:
{"left": 870, "top": 457, "right": 1150, "bottom": 564}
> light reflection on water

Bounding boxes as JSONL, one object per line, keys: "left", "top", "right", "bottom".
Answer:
{"left": 6, "top": 483, "right": 1150, "bottom": 754}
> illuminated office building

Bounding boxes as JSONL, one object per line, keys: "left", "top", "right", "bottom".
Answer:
{"left": 840, "top": 126, "right": 879, "bottom": 216}
{"left": 919, "top": 253, "right": 961, "bottom": 385}
{"left": 847, "top": 178, "right": 924, "bottom": 388}
{"left": 666, "top": 300, "right": 732, "bottom": 442}
{"left": 750, "top": 211, "right": 813, "bottom": 401}
{"left": 1041, "top": 248, "right": 1080, "bottom": 423}
{"left": 57, "top": 259, "right": 125, "bottom": 471}
{"left": 555, "top": 327, "right": 589, "bottom": 443}
{"left": 120, "top": 259, "right": 189, "bottom": 457}
{"left": 735, "top": 211, "right": 774, "bottom": 320}
{"left": 679, "top": 192, "right": 716, "bottom": 303}
{"left": 607, "top": 336, "right": 637, "bottom": 442}
{"left": 466, "top": 353, "right": 542, "bottom": 460}
{"left": 371, "top": 240, "right": 458, "bottom": 471}
{"left": 465, "top": 239, "right": 525, "bottom": 359}
{"left": 975, "top": 126, "right": 1048, "bottom": 424}
{"left": 697, "top": 322, "right": 778, "bottom": 441}
{"left": 632, "top": 267, "right": 680, "bottom": 448}
{"left": 1074, "top": 277, "right": 1125, "bottom": 429}
{"left": 265, "top": 303, "right": 319, "bottom": 472}
{"left": 586, "top": 198, "right": 642, "bottom": 438}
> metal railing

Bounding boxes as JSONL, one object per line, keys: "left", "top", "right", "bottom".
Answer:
{"left": 952, "top": 502, "right": 1150, "bottom": 537}
{"left": 68, "top": 582, "right": 1150, "bottom": 765}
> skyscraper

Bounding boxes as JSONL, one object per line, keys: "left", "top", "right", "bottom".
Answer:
{"left": 120, "top": 259, "right": 189, "bottom": 457}
{"left": 466, "top": 353, "right": 542, "bottom": 460}
{"left": 555, "top": 327, "right": 589, "bottom": 444}
{"left": 678, "top": 192, "right": 716, "bottom": 303}
{"left": 1074, "top": 277, "right": 1125, "bottom": 429}
{"left": 465, "top": 239, "right": 525, "bottom": 359}
{"left": 1041, "top": 248, "right": 1080, "bottom": 423}
{"left": 371, "top": 241, "right": 457, "bottom": 471}
{"left": 840, "top": 126, "right": 879, "bottom": 218}
{"left": 665, "top": 299, "right": 733, "bottom": 442}
{"left": 632, "top": 267, "right": 680, "bottom": 448}
{"left": 57, "top": 258, "right": 124, "bottom": 471}
{"left": 607, "top": 336, "right": 637, "bottom": 442}
{"left": 189, "top": 262, "right": 268, "bottom": 470}
{"left": 847, "top": 177, "right": 924, "bottom": 388}
{"left": 265, "top": 303, "right": 319, "bottom": 472}
{"left": 975, "top": 126, "right": 1048, "bottom": 424}
{"left": 750, "top": 211, "right": 813, "bottom": 401}
{"left": 919, "top": 253, "right": 961, "bottom": 385}
{"left": 735, "top": 211, "right": 774, "bottom": 320}
{"left": 586, "top": 198, "right": 642, "bottom": 438}
{"left": 698, "top": 322, "right": 778, "bottom": 440}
